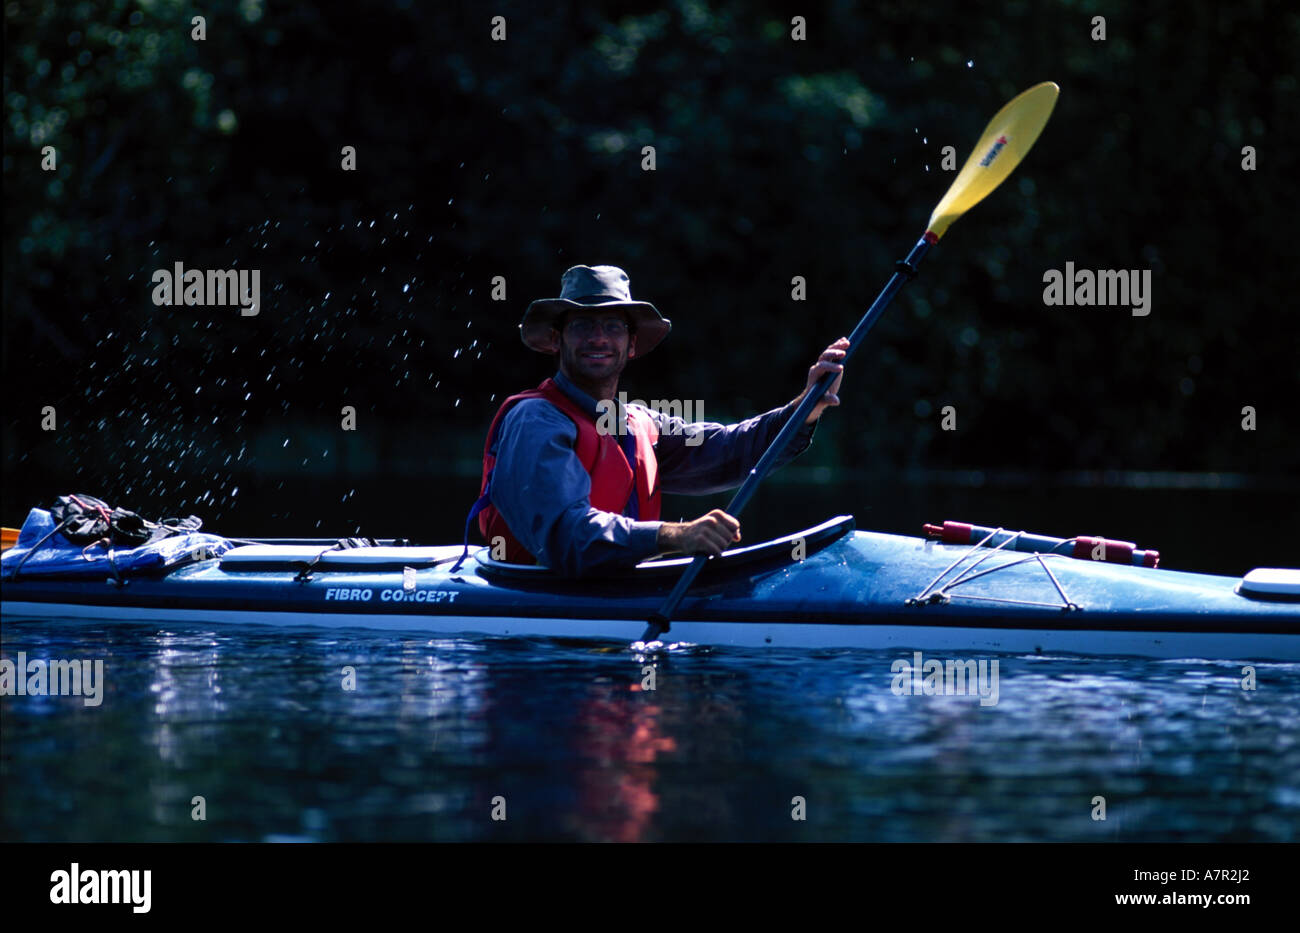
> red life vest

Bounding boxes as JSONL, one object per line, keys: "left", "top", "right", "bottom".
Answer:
{"left": 477, "top": 378, "right": 661, "bottom": 563}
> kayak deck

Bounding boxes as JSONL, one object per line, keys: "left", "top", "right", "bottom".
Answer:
{"left": 3, "top": 516, "right": 1298, "bottom": 659}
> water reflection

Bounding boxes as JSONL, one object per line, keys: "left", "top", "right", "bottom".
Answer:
{"left": 135, "top": 628, "right": 495, "bottom": 840}
{"left": 3, "top": 620, "right": 1297, "bottom": 842}
{"left": 148, "top": 630, "right": 225, "bottom": 762}
{"left": 570, "top": 680, "right": 676, "bottom": 842}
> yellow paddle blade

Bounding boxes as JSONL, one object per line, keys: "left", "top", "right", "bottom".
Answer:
{"left": 926, "top": 81, "right": 1059, "bottom": 241}
{"left": 1, "top": 526, "right": 19, "bottom": 551}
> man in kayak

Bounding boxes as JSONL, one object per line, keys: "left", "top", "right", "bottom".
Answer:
{"left": 470, "top": 264, "right": 847, "bottom": 576}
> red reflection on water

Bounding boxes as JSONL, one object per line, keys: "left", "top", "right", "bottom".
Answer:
{"left": 571, "top": 682, "right": 676, "bottom": 842}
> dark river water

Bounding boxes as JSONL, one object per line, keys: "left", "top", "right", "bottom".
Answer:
{"left": 3, "top": 618, "right": 1297, "bottom": 842}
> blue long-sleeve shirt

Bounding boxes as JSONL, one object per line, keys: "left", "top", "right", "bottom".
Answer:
{"left": 488, "top": 370, "right": 817, "bottom": 576}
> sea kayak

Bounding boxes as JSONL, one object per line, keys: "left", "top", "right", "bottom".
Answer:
{"left": 2, "top": 512, "right": 1298, "bottom": 660}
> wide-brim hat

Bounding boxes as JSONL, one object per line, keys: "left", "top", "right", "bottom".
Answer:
{"left": 520, "top": 264, "right": 671, "bottom": 355}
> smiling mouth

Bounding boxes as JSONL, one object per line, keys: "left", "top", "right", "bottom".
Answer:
{"left": 580, "top": 352, "right": 614, "bottom": 360}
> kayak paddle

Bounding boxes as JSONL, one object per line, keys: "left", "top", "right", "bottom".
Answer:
{"left": 641, "top": 81, "right": 1060, "bottom": 642}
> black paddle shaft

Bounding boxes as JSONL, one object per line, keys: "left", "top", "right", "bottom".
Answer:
{"left": 642, "top": 233, "right": 936, "bottom": 640}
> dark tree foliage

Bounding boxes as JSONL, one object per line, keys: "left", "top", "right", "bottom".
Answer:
{"left": 4, "top": 0, "right": 1297, "bottom": 535}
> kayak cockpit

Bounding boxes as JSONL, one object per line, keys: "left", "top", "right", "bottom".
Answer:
{"left": 473, "top": 515, "right": 856, "bottom": 580}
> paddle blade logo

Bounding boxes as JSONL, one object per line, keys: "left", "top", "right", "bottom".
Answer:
{"left": 979, "top": 135, "right": 1009, "bottom": 168}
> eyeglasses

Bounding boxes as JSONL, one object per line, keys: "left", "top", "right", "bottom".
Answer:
{"left": 564, "top": 317, "right": 629, "bottom": 339}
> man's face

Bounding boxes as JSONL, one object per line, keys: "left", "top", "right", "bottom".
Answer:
{"left": 553, "top": 309, "right": 637, "bottom": 386}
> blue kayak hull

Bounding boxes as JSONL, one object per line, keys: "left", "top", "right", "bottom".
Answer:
{"left": 3, "top": 519, "right": 1297, "bottom": 659}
